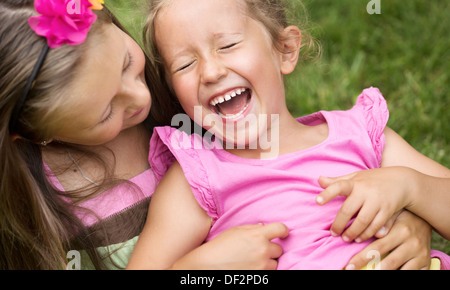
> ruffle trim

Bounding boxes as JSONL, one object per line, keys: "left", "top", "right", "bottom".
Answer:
{"left": 149, "top": 127, "right": 218, "bottom": 220}
{"left": 354, "top": 87, "right": 389, "bottom": 165}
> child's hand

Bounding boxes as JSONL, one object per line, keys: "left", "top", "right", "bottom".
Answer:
{"left": 316, "top": 167, "right": 414, "bottom": 243}
{"left": 346, "top": 210, "right": 432, "bottom": 270}
{"left": 172, "top": 223, "right": 289, "bottom": 270}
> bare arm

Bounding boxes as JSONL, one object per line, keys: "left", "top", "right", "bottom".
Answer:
{"left": 382, "top": 127, "right": 450, "bottom": 239}
{"left": 317, "top": 127, "right": 450, "bottom": 240}
{"left": 127, "top": 161, "right": 289, "bottom": 270}
{"left": 127, "top": 161, "right": 211, "bottom": 269}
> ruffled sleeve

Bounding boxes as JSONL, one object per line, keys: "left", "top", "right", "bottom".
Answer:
{"left": 148, "top": 126, "right": 218, "bottom": 220}
{"left": 354, "top": 87, "right": 389, "bottom": 165}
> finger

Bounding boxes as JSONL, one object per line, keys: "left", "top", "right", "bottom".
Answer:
{"left": 238, "top": 223, "right": 265, "bottom": 230}
{"left": 377, "top": 236, "right": 428, "bottom": 270}
{"left": 345, "top": 234, "right": 396, "bottom": 270}
{"left": 265, "top": 259, "right": 279, "bottom": 270}
{"left": 268, "top": 241, "right": 284, "bottom": 259}
{"left": 318, "top": 176, "right": 334, "bottom": 189}
{"left": 399, "top": 256, "right": 430, "bottom": 270}
{"left": 262, "top": 223, "right": 289, "bottom": 240}
{"left": 378, "top": 245, "right": 410, "bottom": 270}
{"left": 374, "top": 210, "right": 402, "bottom": 238}
{"left": 316, "top": 179, "right": 354, "bottom": 205}
{"left": 330, "top": 196, "right": 363, "bottom": 237}
{"left": 342, "top": 205, "right": 380, "bottom": 242}
{"left": 318, "top": 172, "right": 358, "bottom": 189}
{"left": 354, "top": 209, "right": 393, "bottom": 243}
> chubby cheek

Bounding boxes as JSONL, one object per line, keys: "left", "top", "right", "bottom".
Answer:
{"left": 88, "top": 125, "right": 124, "bottom": 145}
{"left": 172, "top": 81, "right": 199, "bottom": 114}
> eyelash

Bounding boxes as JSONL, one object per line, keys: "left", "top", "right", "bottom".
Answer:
{"left": 175, "top": 43, "right": 238, "bottom": 73}
{"left": 99, "top": 53, "right": 133, "bottom": 125}
{"left": 177, "top": 61, "right": 194, "bottom": 72}
{"left": 220, "top": 42, "right": 238, "bottom": 50}
{"left": 124, "top": 53, "right": 134, "bottom": 72}
{"left": 100, "top": 105, "right": 114, "bottom": 124}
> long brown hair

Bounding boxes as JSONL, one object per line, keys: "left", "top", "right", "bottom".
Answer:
{"left": 0, "top": 0, "right": 170, "bottom": 269}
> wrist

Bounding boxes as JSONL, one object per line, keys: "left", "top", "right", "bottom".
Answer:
{"left": 403, "top": 167, "right": 424, "bottom": 212}
{"left": 168, "top": 248, "right": 216, "bottom": 270}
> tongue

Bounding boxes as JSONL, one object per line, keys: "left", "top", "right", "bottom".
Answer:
{"left": 217, "top": 91, "right": 249, "bottom": 116}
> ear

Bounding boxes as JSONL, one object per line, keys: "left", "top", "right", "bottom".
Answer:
{"left": 279, "top": 26, "right": 302, "bottom": 75}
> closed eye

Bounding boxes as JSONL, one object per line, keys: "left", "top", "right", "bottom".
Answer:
{"left": 99, "top": 104, "right": 114, "bottom": 124}
{"left": 220, "top": 43, "right": 238, "bottom": 51}
{"left": 123, "top": 52, "right": 134, "bottom": 73}
{"left": 176, "top": 60, "right": 195, "bottom": 72}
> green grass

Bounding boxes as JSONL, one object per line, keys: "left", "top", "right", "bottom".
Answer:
{"left": 107, "top": 0, "right": 449, "bottom": 254}
{"left": 285, "top": 0, "right": 449, "bottom": 254}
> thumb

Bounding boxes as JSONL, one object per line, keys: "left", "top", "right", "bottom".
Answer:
{"left": 261, "top": 223, "right": 290, "bottom": 240}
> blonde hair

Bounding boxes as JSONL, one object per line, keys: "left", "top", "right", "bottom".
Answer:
{"left": 144, "top": 0, "right": 316, "bottom": 69}
{"left": 142, "top": 0, "right": 318, "bottom": 118}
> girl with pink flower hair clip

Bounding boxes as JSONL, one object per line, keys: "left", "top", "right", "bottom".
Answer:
{"left": 0, "top": 0, "right": 297, "bottom": 270}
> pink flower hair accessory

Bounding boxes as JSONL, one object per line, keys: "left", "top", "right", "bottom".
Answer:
{"left": 28, "top": 0, "right": 105, "bottom": 49}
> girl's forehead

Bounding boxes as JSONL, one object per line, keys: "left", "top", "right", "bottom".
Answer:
{"left": 73, "top": 25, "right": 125, "bottom": 96}
{"left": 63, "top": 25, "right": 126, "bottom": 121}
{"left": 157, "top": 0, "right": 247, "bottom": 23}
{"left": 155, "top": 0, "right": 249, "bottom": 42}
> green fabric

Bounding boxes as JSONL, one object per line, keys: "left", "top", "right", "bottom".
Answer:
{"left": 80, "top": 235, "right": 139, "bottom": 270}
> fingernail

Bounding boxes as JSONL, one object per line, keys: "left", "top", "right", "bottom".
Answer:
{"left": 330, "top": 230, "right": 338, "bottom": 237}
{"left": 345, "top": 264, "right": 355, "bottom": 270}
{"left": 377, "top": 226, "right": 387, "bottom": 236}
{"left": 355, "top": 237, "right": 362, "bottom": 243}
{"left": 316, "top": 196, "right": 324, "bottom": 204}
{"left": 342, "top": 235, "right": 351, "bottom": 242}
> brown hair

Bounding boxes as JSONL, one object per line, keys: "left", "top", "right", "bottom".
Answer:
{"left": 0, "top": 0, "right": 171, "bottom": 269}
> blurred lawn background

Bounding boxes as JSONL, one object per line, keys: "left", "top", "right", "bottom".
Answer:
{"left": 106, "top": 0, "right": 449, "bottom": 254}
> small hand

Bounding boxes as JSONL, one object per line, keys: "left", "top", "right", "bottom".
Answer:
{"left": 345, "top": 210, "right": 432, "bottom": 270}
{"left": 316, "top": 167, "right": 413, "bottom": 243}
{"left": 178, "top": 222, "right": 289, "bottom": 270}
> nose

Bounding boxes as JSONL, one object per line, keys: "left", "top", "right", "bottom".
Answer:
{"left": 117, "top": 78, "right": 150, "bottom": 113}
{"left": 200, "top": 56, "right": 227, "bottom": 85}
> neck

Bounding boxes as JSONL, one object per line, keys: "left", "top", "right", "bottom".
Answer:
{"left": 225, "top": 112, "right": 306, "bottom": 159}
{"left": 43, "top": 123, "right": 151, "bottom": 191}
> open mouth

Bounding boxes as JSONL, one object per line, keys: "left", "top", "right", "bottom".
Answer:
{"left": 209, "top": 88, "right": 251, "bottom": 119}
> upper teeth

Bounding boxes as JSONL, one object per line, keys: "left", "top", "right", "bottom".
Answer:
{"left": 210, "top": 88, "right": 247, "bottom": 106}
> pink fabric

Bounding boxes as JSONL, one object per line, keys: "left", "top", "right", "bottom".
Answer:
{"left": 45, "top": 163, "right": 157, "bottom": 227}
{"left": 149, "top": 87, "right": 450, "bottom": 269}
{"left": 431, "top": 250, "right": 450, "bottom": 270}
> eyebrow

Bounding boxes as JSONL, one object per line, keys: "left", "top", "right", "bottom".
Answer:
{"left": 213, "top": 32, "right": 242, "bottom": 39}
